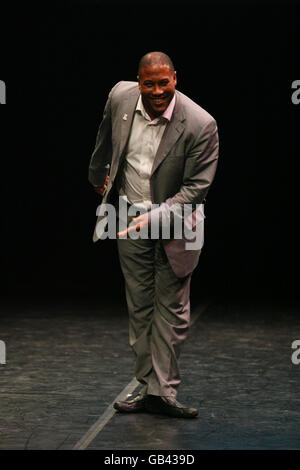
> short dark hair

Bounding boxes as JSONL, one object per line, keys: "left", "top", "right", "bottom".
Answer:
{"left": 138, "top": 51, "right": 175, "bottom": 76}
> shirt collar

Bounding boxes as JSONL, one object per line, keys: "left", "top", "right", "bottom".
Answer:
{"left": 136, "top": 93, "right": 176, "bottom": 122}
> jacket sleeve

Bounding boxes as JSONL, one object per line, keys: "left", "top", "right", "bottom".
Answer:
{"left": 150, "top": 119, "right": 219, "bottom": 229}
{"left": 88, "top": 82, "right": 121, "bottom": 187}
{"left": 167, "top": 118, "right": 219, "bottom": 207}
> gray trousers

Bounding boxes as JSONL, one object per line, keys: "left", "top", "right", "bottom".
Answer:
{"left": 117, "top": 217, "right": 192, "bottom": 398}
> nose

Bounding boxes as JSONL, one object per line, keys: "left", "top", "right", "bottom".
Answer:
{"left": 152, "top": 83, "right": 163, "bottom": 95}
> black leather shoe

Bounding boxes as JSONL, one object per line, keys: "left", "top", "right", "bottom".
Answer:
{"left": 145, "top": 395, "right": 198, "bottom": 418}
{"left": 113, "top": 392, "right": 147, "bottom": 413}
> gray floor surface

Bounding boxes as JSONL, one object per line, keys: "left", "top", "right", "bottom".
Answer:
{"left": 0, "top": 297, "right": 299, "bottom": 450}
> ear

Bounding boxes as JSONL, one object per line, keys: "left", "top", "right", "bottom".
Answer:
{"left": 137, "top": 75, "right": 141, "bottom": 89}
{"left": 173, "top": 71, "right": 177, "bottom": 86}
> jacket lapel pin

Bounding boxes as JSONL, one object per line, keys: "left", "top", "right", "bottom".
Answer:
{"left": 122, "top": 113, "right": 128, "bottom": 121}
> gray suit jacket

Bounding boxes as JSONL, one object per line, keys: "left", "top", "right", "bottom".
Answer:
{"left": 89, "top": 81, "right": 219, "bottom": 277}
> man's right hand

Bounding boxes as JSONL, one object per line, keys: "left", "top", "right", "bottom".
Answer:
{"left": 94, "top": 175, "right": 110, "bottom": 196}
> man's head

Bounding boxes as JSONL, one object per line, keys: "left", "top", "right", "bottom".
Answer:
{"left": 137, "top": 52, "right": 177, "bottom": 120}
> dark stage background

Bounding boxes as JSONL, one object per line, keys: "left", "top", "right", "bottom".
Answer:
{"left": 1, "top": 0, "right": 299, "bottom": 307}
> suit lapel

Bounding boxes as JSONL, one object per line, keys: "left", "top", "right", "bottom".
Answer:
{"left": 151, "top": 92, "right": 185, "bottom": 176}
{"left": 119, "top": 87, "right": 140, "bottom": 158}
{"left": 116, "top": 87, "right": 185, "bottom": 176}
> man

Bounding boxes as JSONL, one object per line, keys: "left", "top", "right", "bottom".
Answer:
{"left": 89, "top": 52, "right": 219, "bottom": 418}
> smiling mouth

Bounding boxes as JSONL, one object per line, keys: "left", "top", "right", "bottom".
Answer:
{"left": 151, "top": 97, "right": 166, "bottom": 105}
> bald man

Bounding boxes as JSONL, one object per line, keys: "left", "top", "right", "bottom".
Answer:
{"left": 89, "top": 52, "right": 219, "bottom": 418}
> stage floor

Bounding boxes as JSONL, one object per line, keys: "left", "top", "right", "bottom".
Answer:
{"left": 0, "top": 296, "right": 299, "bottom": 450}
